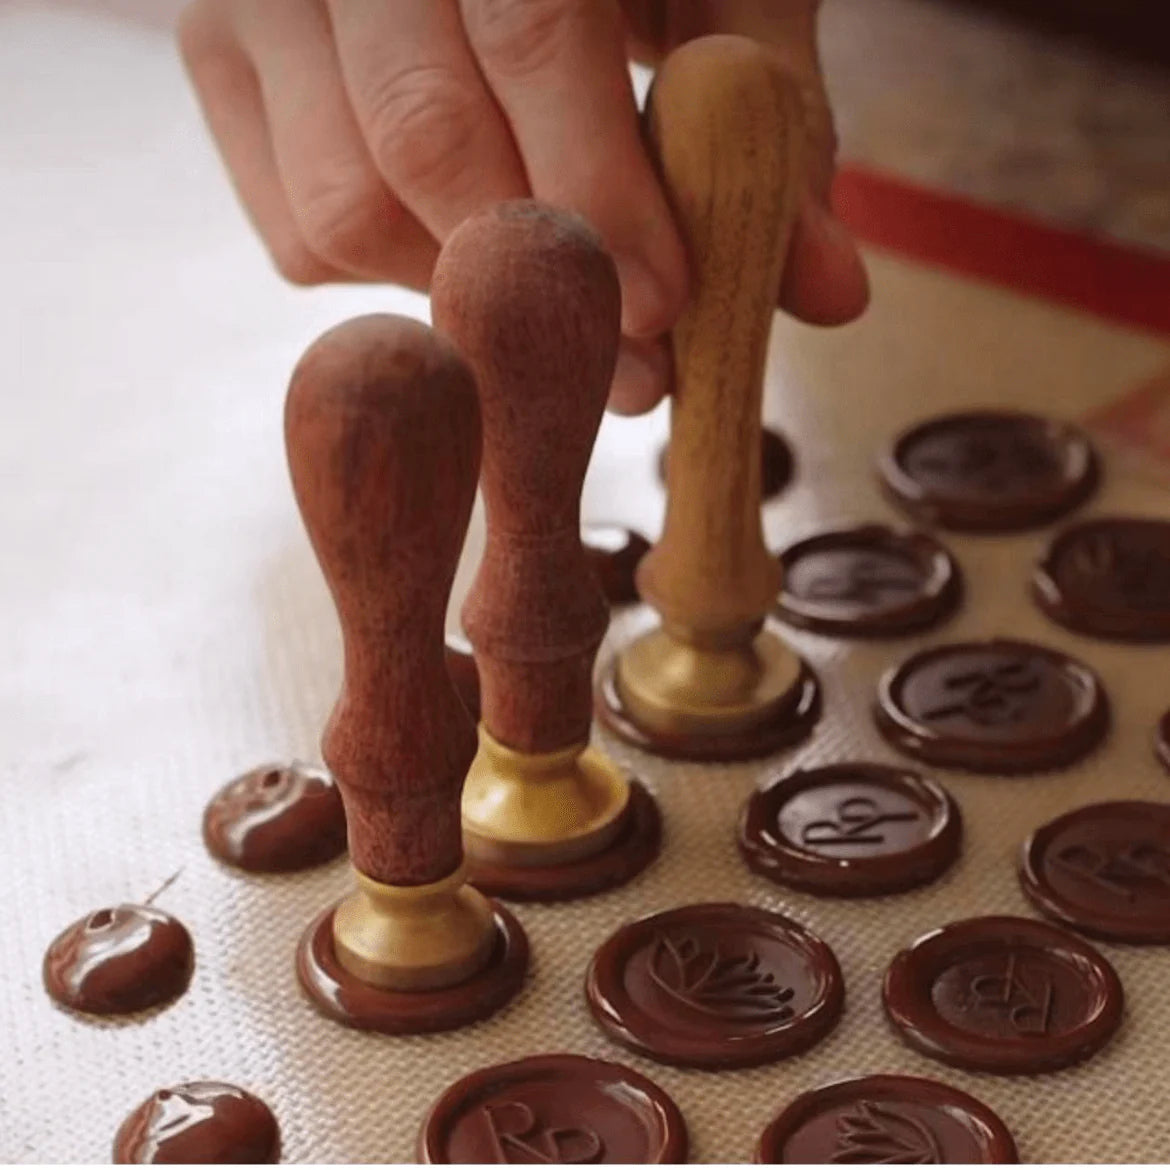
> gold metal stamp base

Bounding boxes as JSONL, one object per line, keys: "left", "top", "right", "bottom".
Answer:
{"left": 615, "top": 625, "right": 803, "bottom": 737}
{"left": 332, "top": 865, "right": 496, "bottom": 992}
{"left": 461, "top": 725, "right": 630, "bottom": 867}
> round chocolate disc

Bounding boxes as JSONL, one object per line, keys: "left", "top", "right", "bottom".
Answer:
{"left": 738, "top": 763, "right": 961, "bottom": 897}
{"left": 583, "top": 523, "right": 651, "bottom": 606}
{"left": 1033, "top": 517, "right": 1170, "bottom": 641}
{"left": 585, "top": 903, "right": 844, "bottom": 1069}
{"left": 202, "top": 760, "right": 346, "bottom": 873}
{"left": 113, "top": 1082, "right": 280, "bottom": 1163}
{"left": 875, "top": 638, "right": 1109, "bottom": 773}
{"left": 883, "top": 915, "right": 1123, "bottom": 1075}
{"left": 445, "top": 631, "right": 481, "bottom": 721}
{"left": 1158, "top": 709, "right": 1170, "bottom": 774}
{"left": 43, "top": 904, "right": 194, "bottom": 1017}
{"left": 777, "top": 525, "right": 961, "bottom": 637}
{"left": 1021, "top": 801, "right": 1170, "bottom": 944}
{"left": 880, "top": 410, "right": 1097, "bottom": 531}
{"left": 418, "top": 1054, "right": 687, "bottom": 1164}
{"left": 755, "top": 1074, "right": 1019, "bottom": 1164}
{"left": 659, "top": 426, "right": 793, "bottom": 501}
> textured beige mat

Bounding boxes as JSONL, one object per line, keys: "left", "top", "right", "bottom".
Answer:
{"left": 4, "top": 6, "right": 1170, "bottom": 1165}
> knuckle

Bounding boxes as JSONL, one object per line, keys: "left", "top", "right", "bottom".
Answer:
{"left": 468, "top": 0, "right": 589, "bottom": 77}
{"left": 362, "top": 66, "right": 481, "bottom": 192}
{"left": 271, "top": 240, "right": 329, "bottom": 287}
{"left": 294, "top": 174, "right": 389, "bottom": 267}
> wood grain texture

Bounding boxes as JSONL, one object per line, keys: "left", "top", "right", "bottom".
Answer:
{"left": 637, "top": 35, "right": 805, "bottom": 641}
{"left": 285, "top": 314, "right": 481, "bottom": 886}
{"left": 431, "top": 202, "right": 620, "bottom": 752}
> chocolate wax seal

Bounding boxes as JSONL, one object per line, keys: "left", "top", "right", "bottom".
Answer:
{"left": 583, "top": 522, "right": 651, "bottom": 606}
{"left": 444, "top": 631, "right": 481, "bottom": 720}
{"left": 755, "top": 1074, "right": 1019, "bottom": 1163}
{"left": 659, "top": 425, "right": 793, "bottom": 501}
{"left": 43, "top": 904, "right": 194, "bottom": 1017}
{"left": 585, "top": 903, "right": 844, "bottom": 1069}
{"left": 880, "top": 410, "right": 1097, "bottom": 531}
{"left": 776, "top": 525, "right": 961, "bottom": 637}
{"left": 418, "top": 1053, "right": 687, "bottom": 1164}
{"left": 1033, "top": 517, "right": 1170, "bottom": 641}
{"left": 875, "top": 638, "right": 1109, "bottom": 773}
{"left": 113, "top": 1081, "right": 280, "bottom": 1163}
{"left": 883, "top": 915, "right": 1123, "bottom": 1075}
{"left": 738, "top": 763, "right": 961, "bottom": 897}
{"left": 1158, "top": 709, "right": 1170, "bottom": 774}
{"left": 202, "top": 761, "right": 346, "bottom": 873}
{"left": 1021, "top": 801, "right": 1170, "bottom": 944}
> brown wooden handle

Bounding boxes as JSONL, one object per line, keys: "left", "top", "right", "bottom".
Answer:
{"left": 285, "top": 314, "right": 481, "bottom": 885}
{"left": 431, "top": 202, "right": 620, "bottom": 752}
{"left": 637, "top": 35, "right": 804, "bottom": 641}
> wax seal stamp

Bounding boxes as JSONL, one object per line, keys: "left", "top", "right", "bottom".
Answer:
{"left": 418, "top": 1054, "right": 687, "bottom": 1164}
{"left": 445, "top": 631, "right": 481, "bottom": 721}
{"left": 738, "top": 762, "right": 961, "bottom": 897}
{"left": 586, "top": 903, "right": 843, "bottom": 1069}
{"left": 660, "top": 425, "right": 794, "bottom": 501}
{"left": 776, "top": 525, "right": 960, "bottom": 637}
{"left": 43, "top": 904, "right": 193, "bottom": 1017}
{"left": 1033, "top": 517, "right": 1170, "bottom": 641}
{"left": 755, "top": 1074, "right": 1019, "bottom": 1163}
{"left": 202, "top": 761, "right": 346, "bottom": 873}
{"left": 883, "top": 915, "right": 1123, "bottom": 1075}
{"left": 1021, "top": 801, "right": 1170, "bottom": 944}
{"left": 583, "top": 523, "right": 651, "bottom": 606}
{"left": 880, "top": 410, "right": 1097, "bottom": 531}
{"left": 113, "top": 1082, "right": 280, "bottom": 1163}
{"left": 875, "top": 638, "right": 1108, "bottom": 773}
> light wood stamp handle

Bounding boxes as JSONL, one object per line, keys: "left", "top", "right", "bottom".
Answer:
{"left": 637, "top": 35, "right": 804, "bottom": 641}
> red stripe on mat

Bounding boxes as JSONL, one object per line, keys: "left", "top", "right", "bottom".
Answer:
{"left": 833, "top": 165, "right": 1170, "bottom": 336}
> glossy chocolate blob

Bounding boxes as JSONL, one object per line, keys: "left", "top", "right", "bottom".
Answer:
{"left": 756, "top": 1074, "right": 1019, "bottom": 1163}
{"left": 418, "top": 1054, "right": 687, "bottom": 1164}
{"left": 582, "top": 523, "right": 651, "bottom": 606}
{"left": 880, "top": 410, "right": 1097, "bottom": 531}
{"left": 777, "top": 525, "right": 960, "bottom": 636}
{"left": 586, "top": 903, "right": 843, "bottom": 1069}
{"left": 202, "top": 761, "right": 346, "bottom": 873}
{"left": 876, "top": 639, "right": 1108, "bottom": 773}
{"left": 1034, "top": 517, "right": 1170, "bottom": 641}
{"left": 883, "top": 915, "right": 1123, "bottom": 1075}
{"left": 43, "top": 904, "right": 193, "bottom": 1017}
{"left": 1021, "top": 801, "right": 1170, "bottom": 944}
{"left": 738, "top": 763, "right": 961, "bottom": 896}
{"left": 113, "top": 1082, "right": 280, "bottom": 1163}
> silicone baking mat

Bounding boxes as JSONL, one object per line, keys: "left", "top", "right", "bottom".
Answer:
{"left": 3, "top": 6, "right": 1170, "bottom": 1163}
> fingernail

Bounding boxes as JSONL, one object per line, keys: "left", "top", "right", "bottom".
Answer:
{"left": 609, "top": 336, "right": 671, "bottom": 416}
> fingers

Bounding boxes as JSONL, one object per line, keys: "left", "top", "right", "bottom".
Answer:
{"left": 460, "top": 0, "right": 688, "bottom": 339}
{"left": 232, "top": 0, "right": 438, "bottom": 287}
{"left": 178, "top": 1, "right": 342, "bottom": 284}
{"left": 781, "top": 192, "right": 870, "bottom": 325}
{"left": 325, "top": 0, "right": 528, "bottom": 241}
{"left": 608, "top": 336, "right": 672, "bottom": 416}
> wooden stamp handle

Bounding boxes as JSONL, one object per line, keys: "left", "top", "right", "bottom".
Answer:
{"left": 285, "top": 315, "right": 481, "bottom": 885}
{"left": 637, "top": 36, "right": 804, "bottom": 641}
{"left": 432, "top": 202, "right": 620, "bottom": 753}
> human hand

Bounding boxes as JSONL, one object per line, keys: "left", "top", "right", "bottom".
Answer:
{"left": 179, "top": 0, "right": 867, "bottom": 414}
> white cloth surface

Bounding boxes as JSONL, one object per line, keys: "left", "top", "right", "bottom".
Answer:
{"left": 3, "top": 5, "right": 1170, "bottom": 1164}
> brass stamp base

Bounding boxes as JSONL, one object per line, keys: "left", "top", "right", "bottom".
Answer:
{"left": 332, "top": 866, "right": 496, "bottom": 992}
{"left": 295, "top": 901, "right": 528, "bottom": 1035}
{"left": 596, "top": 654, "right": 821, "bottom": 763}
{"left": 467, "top": 780, "right": 662, "bottom": 903}
{"left": 462, "top": 728, "right": 630, "bottom": 867}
